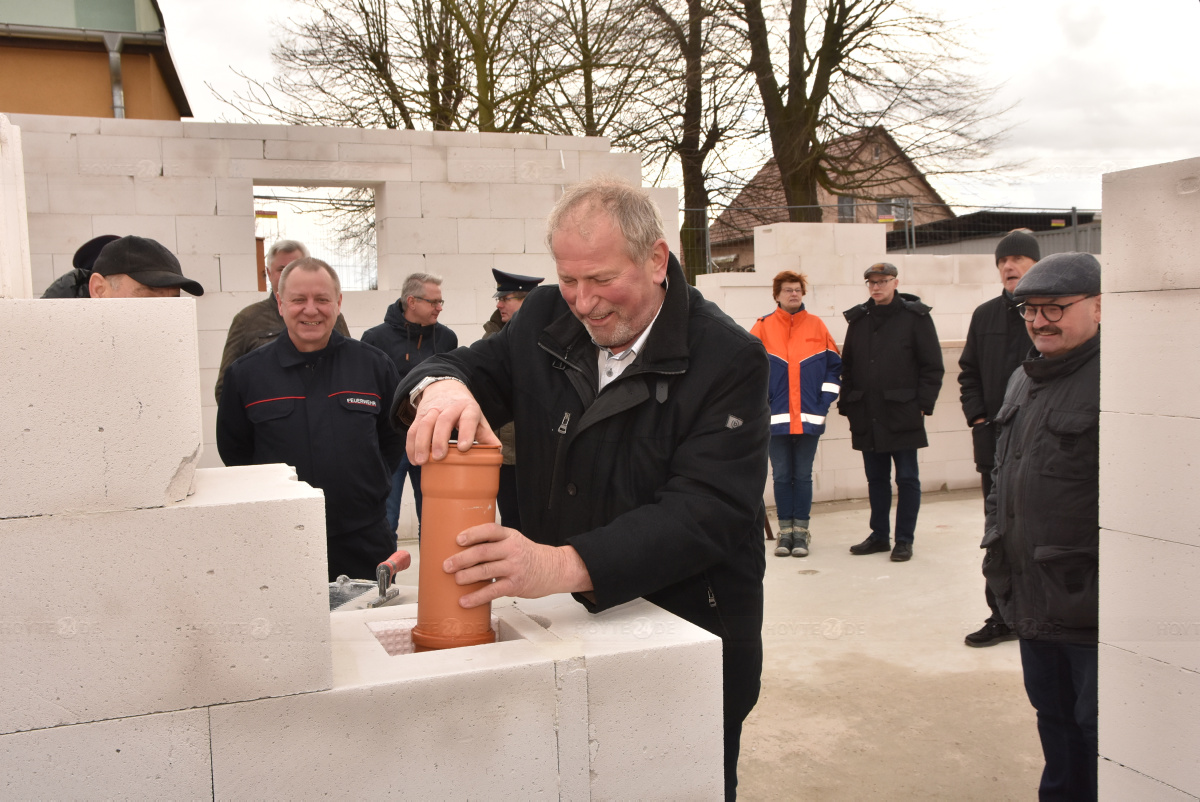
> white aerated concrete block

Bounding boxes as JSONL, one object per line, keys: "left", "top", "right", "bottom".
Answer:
{"left": 578, "top": 150, "right": 642, "bottom": 183}
{"left": 383, "top": 217, "right": 459, "bottom": 254}
{"left": 516, "top": 148, "right": 578, "bottom": 184}
{"left": 263, "top": 139, "right": 337, "bottom": 162}
{"left": 832, "top": 223, "right": 887, "bottom": 254}
{"left": 490, "top": 182, "right": 558, "bottom": 218}
{"left": 99, "top": 118, "right": 184, "bottom": 138}
{"left": 338, "top": 141, "right": 412, "bottom": 163}
{"left": 448, "top": 146, "right": 517, "bottom": 183}
{"left": 77, "top": 134, "right": 162, "bottom": 178}
{"left": 1098, "top": 759, "right": 1196, "bottom": 802}
{"left": 91, "top": 214, "right": 178, "bottom": 249}
{"left": 1, "top": 298, "right": 202, "bottom": 518}
{"left": 421, "top": 181, "right": 491, "bottom": 218}
{"left": 1098, "top": 643, "right": 1200, "bottom": 797}
{"left": 459, "top": 218, "right": 526, "bottom": 254}
{"left": 1099, "top": 412, "right": 1200, "bottom": 549}
{"left": 1101, "top": 529, "right": 1200, "bottom": 671}
{"left": 0, "top": 465, "right": 331, "bottom": 735}
{"left": 175, "top": 214, "right": 255, "bottom": 256}
{"left": 47, "top": 174, "right": 135, "bottom": 215}
{"left": 0, "top": 709, "right": 212, "bottom": 798}
{"left": 215, "top": 178, "right": 254, "bottom": 216}
{"left": 1101, "top": 290, "right": 1200, "bottom": 417}
{"left": 1103, "top": 157, "right": 1200, "bottom": 293}
{"left": 375, "top": 181, "right": 422, "bottom": 219}
{"left": 133, "top": 177, "right": 218, "bottom": 216}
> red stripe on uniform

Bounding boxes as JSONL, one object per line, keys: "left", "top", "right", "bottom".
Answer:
{"left": 245, "top": 395, "right": 306, "bottom": 407}
{"left": 328, "top": 391, "right": 382, "bottom": 398}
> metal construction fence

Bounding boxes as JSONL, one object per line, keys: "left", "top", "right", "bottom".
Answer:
{"left": 689, "top": 203, "right": 1102, "bottom": 274}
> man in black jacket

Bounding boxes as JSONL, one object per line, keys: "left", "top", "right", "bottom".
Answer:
{"left": 363, "top": 272, "right": 458, "bottom": 534}
{"left": 838, "top": 262, "right": 944, "bottom": 562}
{"left": 982, "top": 252, "right": 1101, "bottom": 801}
{"left": 218, "top": 258, "right": 403, "bottom": 581}
{"left": 392, "top": 177, "right": 769, "bottom": 800}
{"left": 959, "top": 230, "right": 1039, "bottom": 647}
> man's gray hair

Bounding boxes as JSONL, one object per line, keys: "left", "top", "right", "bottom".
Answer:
{"left": 266, "top": 239, "right": 309, "bottom": 264}
{"left": 400, "top": 272, "right": 443, "bottom": 302}
{"left": 278, "top": 257, "right": 341, "bottom": 297}
{"left": 545, "top": 176, "right": 665, "bottom": 265}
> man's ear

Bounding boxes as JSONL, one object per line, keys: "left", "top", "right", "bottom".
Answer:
{"left": 1093, "top": 294, "right": 1102, "bottom": 323}
{"left": 648, "top": 239, "right": 670, "bottom": 284}
{"left": 88, "top": 272, "right": 108, "bottom": 297}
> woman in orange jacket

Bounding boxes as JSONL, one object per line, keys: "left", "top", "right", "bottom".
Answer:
{"left": 750, "top": 271, "right": 842, "bottom": 557}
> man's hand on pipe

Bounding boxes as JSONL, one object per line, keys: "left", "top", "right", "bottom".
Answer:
{"left": 445, "top": 524, "right": 594, "bottom": 607}
{"left": 405, "top": 378, "right": 500, "bottom": 464}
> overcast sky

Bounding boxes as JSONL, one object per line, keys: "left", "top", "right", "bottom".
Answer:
{"left": 157, "top": 0, "right": 1200, "bottom": 211}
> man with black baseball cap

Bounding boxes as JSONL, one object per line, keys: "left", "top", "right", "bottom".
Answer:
{"left": 959, "top": 229, "right": 1039, "bottom": 647}
{"left": 982, "top": 252, "right": 1101, "bottom": 800}
{"left": 482, "top": 268, "right": 545, "bottom": 528}
{"left": 87, "top": 235, "right": 204, "bottom": 298}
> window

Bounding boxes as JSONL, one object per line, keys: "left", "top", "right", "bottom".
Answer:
{"left": 876, "top": 198, "right": 911, "bottom": 223}
{"left": 838, "top": 196, "right": 856, "bottom": 223}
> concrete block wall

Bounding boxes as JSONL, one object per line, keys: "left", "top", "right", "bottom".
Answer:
{"left": 700, "top": 222, "right": 997, "bottom": 503}
{"left": 1, "top": 116, "right": 32, "bottom": 299}
{"left": 1097, "top": 157, "right": 1200, "bottom": 797}
{"left": 5, "top": 113, "right": 679, "bottom": 486}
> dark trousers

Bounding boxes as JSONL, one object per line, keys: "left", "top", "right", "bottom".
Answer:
{"left": 1020, "top": 639, "right": 1098, "bottom": 801}
{"left": 861, "top": 449, "right": 920, "bottom": 543}
{"left": 327, "top": 518, "right": 396, "bottom": 582}
{"left": 722, "top": 638, "right": 762, "bottom": 801}
{"left": 979, "top": 471, "right": 1005, "bottom": 624}
{"left": 385, "top": 454, "right": 423, "bottom": 535}
{"left": 497, "top": 464, "right": 521, "bottom": 529}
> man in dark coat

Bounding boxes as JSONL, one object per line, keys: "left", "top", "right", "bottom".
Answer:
{"left": 362, "top": 271, "right": 458, "bottom": 534}
{"left": 218, "top": 258, "right": 403, "bottom": 581}
{"left": 982, "top": 252, "right": 1101, "bottom": 800}
{"left": 481, "top": 267, "right": 544, "bottom": 529}
{"left": 392, "top": 177, "right": 769, "bottom": 800}
{"left": 40, "top": 234, "right": 119, "bottom": 298}
{"left": 215, "top": 239, "right": 350, "bottom": 402}
{"left": 959, "top": 229, "right": 1039, "bottom": 647}
{"left": 838, "top": 262, "right": 944, "bottom": 562}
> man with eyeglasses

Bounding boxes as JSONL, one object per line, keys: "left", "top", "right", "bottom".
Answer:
{"left": 838, "top": 262, "right": 944, "bottom": 562}
{"left": 959, "top": 229, "right": 1039, "bottom": 647}
{"left": 981, "top": 252, "right": 1101, "bottom": 801}
{"left": 363, "top": 272, "right": 458, "bottom": 535}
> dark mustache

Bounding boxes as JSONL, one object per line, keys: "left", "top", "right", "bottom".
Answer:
{"left": 1032, "top": 326, "right": 1061, "bottom": 336}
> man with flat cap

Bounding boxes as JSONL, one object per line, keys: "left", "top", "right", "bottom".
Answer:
{"left": 482, "top": 268, "right": 544, "bottom": 528}
{"left": 982, "top": 252, "right": 1102, "bottom": 800}
{"left": 40, "top": 235, "right": 120, "bottom": 298}
{"left": 960, "top": 229, "right": 1040, "bottom": 647}
{"left": 838, "top": 261, "right": 944, "bottom": 562}
{"left": 86, "top": 235, "right": 204, "bottom": 298}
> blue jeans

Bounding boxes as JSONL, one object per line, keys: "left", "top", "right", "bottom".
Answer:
{"left": 861, "top": 449, "right": 920, "bottom": 544}
{"left": 385, "top": 454, "right": 422, "bottom": 534}
{"left": 1020, "top": 639, "right": 1098, "bottom": 801}
{"left": 769, "top": 434, "right": 820, "bottom": 522}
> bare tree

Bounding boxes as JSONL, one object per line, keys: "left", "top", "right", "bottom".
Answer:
{"left": 736, "top": 0, "right": 1007, "bottom": 222}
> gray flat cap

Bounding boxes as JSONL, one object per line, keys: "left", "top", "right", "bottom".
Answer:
{"left": 1013, "top": 252, "right": 1100, "bottom": 300}
{"left": 864, "top": 262, "right": 898, "bottom": 279}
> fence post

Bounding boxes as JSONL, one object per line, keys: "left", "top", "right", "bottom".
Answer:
{"left": 1071, "top": 206, "right": 1079, "bottom": 252}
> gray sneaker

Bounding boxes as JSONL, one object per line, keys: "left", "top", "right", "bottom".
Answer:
{"left": 791, "top": 528, "right": 810, "bottom": 557}
{"left": 774, "top": 535, "right": 794, "bottom": 557}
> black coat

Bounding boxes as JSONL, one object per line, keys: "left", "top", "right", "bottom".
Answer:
{"left": 362, "top": 300, "right": 458, "bottom": 380}
{"left": 958, "top": 291, "right": 1033, "bottom": 472}
{"left": 983, "top": 335, "right": 1100, "bottom": 643}
{"left": 390, "top": 255, "right": 769, "bottom": 656}
{"left": 837, "top": 293, "right": 945, "bottom": 452}
{"left": 217, "top": 331, "right": 404, "bottom": 580}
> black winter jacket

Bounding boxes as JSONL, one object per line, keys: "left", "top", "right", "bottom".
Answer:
{"left": 217, "top": 331, "right": 404, "bottom": 580}
{"left": 982, "top": 334, "right": 1100, "bottom": 643}
{"left": 362, "top": 300, "right": 458, "bottom": 381}
{"left": 390, "top": 256, "right": 769, "bottom": 655}
{"left": 837, "top": 293, "right": 945, "bottom": 452}
{"left": 958, "top": 291, "right": 1033, "bottom": 472}
{"left": 41, "top": 268, "right": 91, "bottom": 298}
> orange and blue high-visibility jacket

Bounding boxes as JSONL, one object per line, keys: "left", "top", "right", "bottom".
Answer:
{"left": 750, "top": 305, "right": 842, "bottom": 436}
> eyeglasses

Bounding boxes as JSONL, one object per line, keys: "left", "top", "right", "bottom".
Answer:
{"left": 1017, "top": 299, "right": 1087, "bottom": 323}
{"left": 865, "top": 278, "right": 894, "bottom": 288}
{"left": 412, "top": 296, "right": 445, "bottom": 308}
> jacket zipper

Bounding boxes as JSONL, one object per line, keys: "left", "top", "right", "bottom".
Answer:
{"left": 546, "top": 411, "right": 571, "bottom": 511}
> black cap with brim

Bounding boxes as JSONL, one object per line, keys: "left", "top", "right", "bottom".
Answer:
{"left": 73, "top": 235, "right": 121, "bottom": 272}
{"left": 93, "top": 235, "right": 205, "bottom": 296}
{"left": 1012, "top": 252, "right": 1100, "bottom": 300}
{"left": 492, "top": 267, "right": 544, "bottom": 298}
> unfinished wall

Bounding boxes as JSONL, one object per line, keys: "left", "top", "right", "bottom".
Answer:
{"left": 698, "top": 222, "right": 996, "bottom": 502}
{"left": 1097, "top": 157, "right": 1200, "bottom": 798}
{"left": 6, "top": 113, "right": 679, "bottom": 493}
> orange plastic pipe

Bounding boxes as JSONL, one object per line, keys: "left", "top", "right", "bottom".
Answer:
{"left": 411, "top": 444, "right": 503, "bottom": 651}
